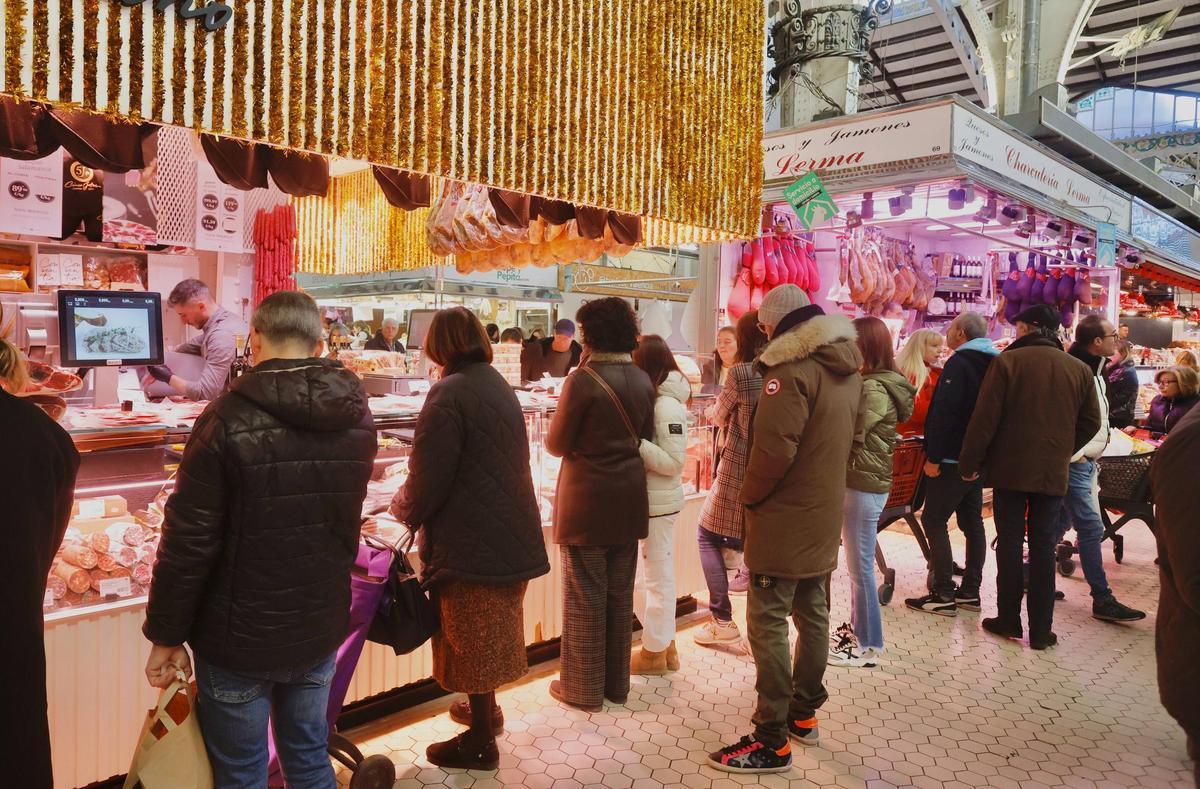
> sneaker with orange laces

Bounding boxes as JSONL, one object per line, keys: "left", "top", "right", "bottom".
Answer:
{"left": 707, "top": 734, "right": 793, "bottom": 774}
{"left": 788, "top": 716, "right": 820, "bottom": 745}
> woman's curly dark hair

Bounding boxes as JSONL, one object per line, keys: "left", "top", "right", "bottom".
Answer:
{"left": 575, "top": 297, "right": 639, "bottom": 353}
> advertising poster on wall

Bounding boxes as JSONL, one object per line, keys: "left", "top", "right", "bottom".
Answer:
{"left": 102, "top": 132, "right": 159, "bottom": 245}
{"left": 194, "top": 161, "right": 245, "bottom": 252}
{"left": 0, "top": 148, "right": 64, "bottom": 236}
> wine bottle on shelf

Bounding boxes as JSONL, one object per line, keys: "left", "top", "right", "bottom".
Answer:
{"left": 231, "top": 334, "right": 251, "bottom": 379}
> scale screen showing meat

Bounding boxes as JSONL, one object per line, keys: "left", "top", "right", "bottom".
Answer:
{"left": 57, "top": 290, "right": 164, "bottom": 366}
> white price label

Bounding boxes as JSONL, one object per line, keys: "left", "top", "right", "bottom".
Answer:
{"left": 77, "top": 498, "right": 105, "bottom": 519}
{"left": 98, "top": 577, "right": 133, "bottom": 598}
{"left": 408, "top": 380, "right": 431, "bottom": 394}
{"left": 43, "top": 589, "right": 54, "bottom": 608}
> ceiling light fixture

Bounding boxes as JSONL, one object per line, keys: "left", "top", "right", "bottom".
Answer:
{"left": 861, "top": 192, "right": 875, "bottom": 220}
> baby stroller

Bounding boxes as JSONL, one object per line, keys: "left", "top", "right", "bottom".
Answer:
{"left": 267, "top": 539, "right": 397, "bottom": 788}
{"left": 1057, "top": 452, "right": 1155, "bottom": 574}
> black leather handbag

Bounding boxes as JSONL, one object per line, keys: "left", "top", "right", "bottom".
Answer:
{"left": 363, "top": 530, "right": 440, "bottom": 655}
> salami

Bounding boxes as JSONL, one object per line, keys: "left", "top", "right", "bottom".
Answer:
{"left": 106, "top": 522, "right": 146, "bottom": 546}
{"left": 96, "top": 552, "right": 118, "bottom": 572}
{"left": 111, "top": 545, "right": 138, "bottom": 568}
{"left": 54, "top": 562, "right": 92, "bottom": 594}
{"left": 88, "top": 568, "right": 111, "bottom": 591}
{"left": 132, "top": 562, "right": 153, "bottom": 586}
{"left": 61, "top": 543, "right": 98, "bottom": 569}
{"left": 46, "top": 575, "right": 67, "bottom": 600}
{"left": 87, "top": 532, "right": 111, "bottom": 553}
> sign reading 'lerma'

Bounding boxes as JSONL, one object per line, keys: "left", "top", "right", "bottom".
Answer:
{"left": 762, "top": 104, "right": 953, "bottom": 182}
{"left": 115, "top": 0, "right": 233, "bottom": 32}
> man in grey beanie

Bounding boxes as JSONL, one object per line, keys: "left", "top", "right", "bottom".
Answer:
{"left": 709, "top": 285, "right": 864, "bottom": 774}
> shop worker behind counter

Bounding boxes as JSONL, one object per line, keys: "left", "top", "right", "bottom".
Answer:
{"left": 522, "top": 318, "right": 583, "bottom": 382}
{"left": 141, "top": 290, "right": 378, "bottom": 789}
{"left": 144, "top": 278, "right": 244, "bottom": 401}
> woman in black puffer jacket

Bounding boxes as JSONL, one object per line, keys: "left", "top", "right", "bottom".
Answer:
{"left": 1105, "top": 340, "right": 1139, "bottom": 429}
{"left": 391, "top": 307, "right": 549, "bottom": 770}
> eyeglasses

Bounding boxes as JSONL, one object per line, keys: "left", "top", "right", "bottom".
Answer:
{"left": 1158, "top": 378, "right": 1179, "bottom": 387}
{"left": 1104, "top": 332, "right": 1119, "bottom": 338}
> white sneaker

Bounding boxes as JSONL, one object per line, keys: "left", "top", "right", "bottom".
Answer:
{"left": 830, "top": 621, "right": 853, "bottom": 646}
{"left": 694, "top": 617, "right": 741, "bottom": 646}
{"left": 828, "top": 631, "right": 876, "bottom": 667}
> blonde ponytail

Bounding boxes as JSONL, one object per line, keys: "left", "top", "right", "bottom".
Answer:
{"left": 0, "top": 337, "right": 28, "bottom": 394}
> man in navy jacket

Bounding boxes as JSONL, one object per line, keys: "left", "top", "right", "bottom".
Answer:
{"left": 906, "top": 313, "right": 998, "bottom": 616}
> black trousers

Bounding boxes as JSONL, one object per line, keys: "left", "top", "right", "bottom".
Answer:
{"left": 920, "top": 465, "right": 987, "bottom": 599}
{"left": 993, "top": 489, "right": 1063, "bottom": 637}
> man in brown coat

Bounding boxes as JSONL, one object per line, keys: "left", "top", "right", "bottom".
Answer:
{"left": 959, "top": 304, "right": 1100, "bottom": 650}
{"left": 1150, "top": 405, "right": 1200, "bottom": 785}
{"left": 708, "top": 285, "right": 863, "bottom": 775}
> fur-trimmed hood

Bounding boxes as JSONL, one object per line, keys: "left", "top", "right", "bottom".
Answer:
{"left": 757, "top": 313, "right": 861, "bottom": 377}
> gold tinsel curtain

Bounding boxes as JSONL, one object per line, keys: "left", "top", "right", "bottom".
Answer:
{"left": 294, "top": 169, "right": 437, "bottom": 275}
{"left": 2, "top": 0, "right": 764, "bottom": 240}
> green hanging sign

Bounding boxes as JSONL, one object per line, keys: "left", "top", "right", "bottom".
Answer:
{"left": 782, "top": 172, "right": 838, "bottom": 230}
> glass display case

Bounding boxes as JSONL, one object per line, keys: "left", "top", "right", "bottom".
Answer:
{"left": 47, "top": 395, "right": 718, "bottom": 618}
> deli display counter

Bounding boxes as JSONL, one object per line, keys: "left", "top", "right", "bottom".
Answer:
{"left": 43, "top": 388, "right": 718, "bottom": 787}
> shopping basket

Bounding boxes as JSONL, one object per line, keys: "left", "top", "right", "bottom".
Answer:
{"left": 267, "top": 534, "right": 397, "bottom": 789}
{"left": 1095, "top": 452, "right": 1155, "bottom": 563}
{"left": 874, "top": 438, "right": 932, "bottom": 605}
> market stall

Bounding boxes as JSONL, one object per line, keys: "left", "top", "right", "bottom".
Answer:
{"left": 725, "top": 97, "right": 1152, "bottom": 340}
{"left": 1, "top": 1, "right": 764, "bottom": 784}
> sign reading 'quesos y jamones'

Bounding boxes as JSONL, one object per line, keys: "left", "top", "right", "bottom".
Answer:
{"left": 762, "top": 104, "right": 954, "bottom": 182}
{"left": 115, "top": 0, "right": 233, "bottom": 32}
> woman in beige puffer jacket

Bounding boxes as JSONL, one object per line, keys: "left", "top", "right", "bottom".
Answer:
{"left": 631, "top": 336, "right": 690, "bottom": 675}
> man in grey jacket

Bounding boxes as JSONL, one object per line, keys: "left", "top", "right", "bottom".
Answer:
{"left": 146, "top": 279, "right": 243, "bottom": 401}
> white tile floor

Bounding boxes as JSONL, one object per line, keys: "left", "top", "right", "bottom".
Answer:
{"left": 338, "top": 520, "right": 1195, "bottom": 788}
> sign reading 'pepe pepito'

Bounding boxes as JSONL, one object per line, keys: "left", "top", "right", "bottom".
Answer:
{"left": 115, "top": 0, "right": 233, "bottom": 32}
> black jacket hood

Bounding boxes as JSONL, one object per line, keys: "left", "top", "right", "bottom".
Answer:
{"left": 231, "top": 357, "right": 370, "bottom": 432}
{"left": 1068, "top": 342, "right": 1105, "bottom": 375}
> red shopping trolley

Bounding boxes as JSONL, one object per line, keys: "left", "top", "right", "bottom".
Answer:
{"left": 874, "top": 437, "right": 933, "bottom": 604}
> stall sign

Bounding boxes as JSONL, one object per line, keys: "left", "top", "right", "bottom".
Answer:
{"left": 0, "top": 149, "right": 64, "bottom": 237}
{"left": 783, "top": 172, "right": 838, "bottom": 230}
{"left": 762, "top": 103, "right": 952, "bottom": 182}
{"left": 951, "top": 105, "right": 1132, "bottom": 231}
{"left": 194, "top": 161, "right": 245, "bottom": 252}
{"left": 1096, "top": 222, "right": 1117, "bottom": 267}
{"left": 114, "top": 0, "right": 233, "bottom": 32}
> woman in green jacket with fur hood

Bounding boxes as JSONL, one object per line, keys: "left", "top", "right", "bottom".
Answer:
{"left": 829, "top": 317, "right": 916, "bottom": 669}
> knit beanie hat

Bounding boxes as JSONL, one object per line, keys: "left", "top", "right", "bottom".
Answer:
{"left": 757, "top": 284, "right": 811, "bottom": 331}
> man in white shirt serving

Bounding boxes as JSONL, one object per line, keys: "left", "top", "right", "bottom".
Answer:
{"left": 145, "top": 278, "right": 242, "bottom": 401}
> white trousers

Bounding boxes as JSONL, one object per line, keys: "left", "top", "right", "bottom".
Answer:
{"left": 633, "top": 513, "right": 678, "bottom": 652}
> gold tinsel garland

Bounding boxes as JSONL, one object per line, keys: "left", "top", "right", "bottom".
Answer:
{"left": 171, "top": 11, "right": 184, "bottom": 122}
{"left": 151, "top": 7, "right": 164, "bottom": 116}
{"left": 32, "top": 0, "right": 48, "bottom": 97}
{"left": 4, "top": 0, "right": 25, "bottom": 94}
{"left": 129, "top": 2, "right": 143, "bottom": 118}
{"left": 293, "top": 169, "right": 439, "bottom": 276}
{"left": 9, "top": 0, "right": 763, "bottom": 241}
{"left": 82, "top": 0, "right": 99, "bottom": 105}
{"left": 268, "top": 0, "right": 284, "bottom": 143}
{"left": 106, "top": 0, "right": 122, "bottom": 112}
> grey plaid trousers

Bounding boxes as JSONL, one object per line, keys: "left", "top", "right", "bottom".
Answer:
{"left": 558, "top": 543, "right": 639, "bottom": 707}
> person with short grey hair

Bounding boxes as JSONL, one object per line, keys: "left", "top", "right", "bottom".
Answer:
{"left": 365, "top": 316, "right": 406, "bottom": 353}
{"left": 905, "top": 313, "right": 999, "bottom": 617}
{"left": 142, "top": 288, "right": 377, "bottom": 788}
{"left": 146, "top": 278, "right": 244, "bottom": 401}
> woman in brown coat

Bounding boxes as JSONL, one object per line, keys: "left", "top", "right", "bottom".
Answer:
{"left": 694, "top": 311, "right": 766, "bottom": 648}
{"left": 390, "top": 308, "right": 549, "bottom": 769}
{"left": 546, "top": 297, "right": 656, "bottom": 711}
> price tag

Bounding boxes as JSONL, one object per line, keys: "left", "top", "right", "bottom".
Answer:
{"left": 98, "top": 577, "right": 133, "bottom": 598}
{"left": 77, "top": 498, "right": 105, "bottom": 519}
{"left": 408, "top": 380, "right": 431, "bottom": 394}
{"left": 43, "top": 589, "right": 55, "bottom": 608}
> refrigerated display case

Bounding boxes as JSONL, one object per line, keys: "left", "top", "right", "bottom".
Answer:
{"left": 44, "top": 395, "right": 718, "bottom": 787}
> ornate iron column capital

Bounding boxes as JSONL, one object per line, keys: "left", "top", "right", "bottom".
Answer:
{"left": 767, "top": 0, "right": 893, "bottom": 100}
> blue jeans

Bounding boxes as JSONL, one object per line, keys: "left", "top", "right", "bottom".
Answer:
{"left": 195, "top": 653, "right": 337, "bottom": 789}
{"left": 697, "top": 526, "right": 742, "bottom": 622}
{"left": 842, "top": 489, "right": 888, "bottom": 651}
{"left": 1057, "top": 459, "right": 1113, "bottom": 601}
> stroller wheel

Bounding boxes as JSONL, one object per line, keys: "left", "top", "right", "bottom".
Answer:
{"left": 1055, "top": 541, "right": 1074, "bottom": 562}
{"left": 349, "top": 754, "right": 396, "bottom": 789}
{"left": 1057, "top": 559, "right": 1075, "bottom": 577}
{"left": 1113, "top": 535, "right": 1125, "bottom": 564}
{"left": 878, "top": 582, "right": 894, "bottom": 606}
